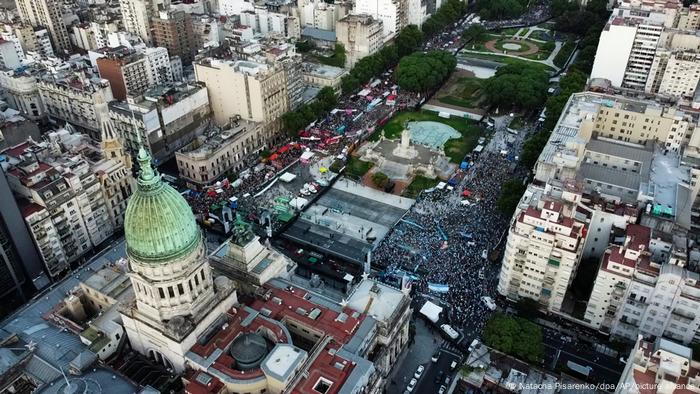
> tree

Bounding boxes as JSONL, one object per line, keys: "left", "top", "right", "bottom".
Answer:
{"left": 462, "top": 25, "right": 487, "bottom": 44}
{"left": 497, "top": 179, "right": 526, "bottom": 215}
{"left": 371, "top": 172, "right": 389, "bottom": 188}
{"left": 477, "top": 0, "right": 525, "bottom": 20}
{"left": 541, "top": 41, "right": 556, "bottom": 52}
{"left": 520, "top": 131, "right": 550, "bottom": 169}
{"left": 341, "top": 74, "right": 361, "bottom": 95}
{"left": 483, "top": 313, "right": 544, "bottom": 364}
{"left": 482, "top": 64, "right": 549, "bottom": 111}
{"left": 396, "top": 25, "right": 424, "bottom": 57}
{"left": 396, "top": 51, "right": 456, "bottom": 92}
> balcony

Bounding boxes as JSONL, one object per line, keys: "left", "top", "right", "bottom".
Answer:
{"left": 548, "top": 258, "right": 560, "bottom": 267}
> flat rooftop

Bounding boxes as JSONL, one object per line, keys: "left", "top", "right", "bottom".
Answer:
{"left": 281, "top": 180, "right": 414, "bottom": 265}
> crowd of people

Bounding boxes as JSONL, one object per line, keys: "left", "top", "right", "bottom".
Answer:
{"left": 373, "top": 146, "right": 529, "bottom": 339}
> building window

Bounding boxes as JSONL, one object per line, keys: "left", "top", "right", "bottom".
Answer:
{"left": 168, "top": 286, "right": 175, "bottom": 298}
{"left": 178, "top": 283, "right": 184, "bottom": 295}
{"left": 159, "top": 288, "right": 165, "bottom": 299}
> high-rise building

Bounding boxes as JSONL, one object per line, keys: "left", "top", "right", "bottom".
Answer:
{"left": 590, "top": 8, "right": 665, "bottom": 90}
{"left": 14, "top": 0, "right": 70, "bottom": 54}
{"left": 336, "top": 14, "right": 383, "bottom": 68}
{"left": 497, "top": 188, "right": 589, "bottom": 312}
{"left": 108, "top": 82, "right": 211, "bottom": 162}
{"left": 353, "top": 0, "right": 406, "bottom": 41}
{"left": 119, "top": 0, "right": 171, "bottom": 44}
{"left": 95, "top": 48, "right": 151, "bottom": 100}
{"left": 194, "top": 58, "right": 288, "bottom": 139}
{"left": 299, "top": 0, "right": 350, "bottom": 31}
{"left": 151, "top": 10, "right": 197, "bottom": 65}
{"left": 584, "top": 225, "right": 700, "bottom": 344}
{"left": 0, "top": 39, "right": 21, "bottom": 69}
{"left": 0, "top": 168, "right": 44, "bottom": 308}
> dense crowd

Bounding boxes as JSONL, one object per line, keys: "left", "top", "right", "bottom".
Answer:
{"left": 373, "top": 148, "right": 528, "bottom": 338}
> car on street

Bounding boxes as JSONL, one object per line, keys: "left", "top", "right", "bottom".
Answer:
{"left": 445, "top": 376, "right": 451, "bottom": 385}
{"left": 450, "top": 360, "right": 458, "bottom": 370}
{"left": 481, "top": 296, "right": 497, "bottom": 310}
{"left": 414, "top": 365, "right": 424, "bottom": 379}
{"left": 431, "top": 352, "right": 440, "bottom": 362}
{"left": 439, "top": 385, "right": 447, "bottom": 394}
{"left": 407, "top": 378, "right": 417, "bottom": 392}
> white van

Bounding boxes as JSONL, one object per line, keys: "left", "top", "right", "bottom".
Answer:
{"left": 481, "top": 296, "right": 497, "bottom": 310}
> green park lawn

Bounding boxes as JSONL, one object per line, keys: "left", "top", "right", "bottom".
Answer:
{"left": 344, "top": 157, "right": 374, "bottom": 178}
{"left": 403, "top": 175, "right": 440, "bottom": 198}
{"left": 372, "top": 110, "right": 483, "bottom": 163}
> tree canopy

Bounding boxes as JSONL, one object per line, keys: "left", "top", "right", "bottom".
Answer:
{"left": 482, "top": 64, "right": 549, "bottom": 111}
{"left": 396, "top": 51, "right": 456, "bottom": 92}
{"left": 461, "top": 24, "right": 488, "bottom": 44}
{"left": 483, "top": 313, "right": 544, "bottom": 364}
{"left": 282, "top": 86, "right": 337, "bottom": 135}
{"left": 422, "top": 0, "right": 467, "bottom": 36}
{"left": 476, "top": 0, "right": 527, "bottom": 21}
{"left": 396, "top": 25, "right": 424, "bottom": 57}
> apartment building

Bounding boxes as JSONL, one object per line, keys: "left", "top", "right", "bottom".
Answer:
{"left": 0, "top": 39, "right": 21, "bottom": 69}
{"left": 1, "top": 139, "right": 114, "bottom": 278}
{"left": 15, "top": 0, "right": 70, "bottom": 54}
{"left": 616, "top": 337, "right": 700, "bottom": 394}
{"left": 240, "top": 6, "right": 301, "bottom": 39}
{"left": 142, "top": 46, "right": 173, "bottom": 85}
{"left": 646, "top": 51, "right": 700, "bottom": 99}
{"left": 151, "top": 10, "right": 197, "bottom": 65}
{"left": 534, "top": 93, "right": 693, "bottom": 190}
{"left": 354, "top": 0, "right": 407, "bottom": 41}
{"left": 219, "top": 0, "right": 254, "bottom": 16}
{"left": 336, "top": 14, "right": 383, "bottom": 68}
{"left": 0, "top": 65, "right": 45, "bottom": 121}
{"left": 95, "top": 47, "right": 151, "bottom": 100}
{"left": 299, "top": 0, "right": 350, "bottom": 31}
{"left": 497, "top": 186, "right": 589, "bottom": 312}
{"left": 119, "top": 0, "right": 171, "bottom": 44}
{"left": 0, "top": 26, "right": 26, "bottom": 62}
{"left": 109, "top": 82, "right": 210, "bottom": 162}
{"left": 37, "top": 71, "right": 114, "bottom": 140}
{"left": 194, "top": 58, "right": 288, "bottom": 138}
{"left": 584, "top": 225, "right": 700, "bottom": 344}
{"left": 176, "top": 119, "right": 264, "bottom": 186}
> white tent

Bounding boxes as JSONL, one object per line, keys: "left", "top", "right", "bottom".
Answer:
{"left": 420, "top": 301, "right": 443, "bottom": 323}
{"left": 280, "top": 172, "right": 297, "bottom": 182}
{"left": 289, "top": 197, "right": 309, "bottom": 210}
{"left": 300, "top": 151, "right": 314, "bottom": 161}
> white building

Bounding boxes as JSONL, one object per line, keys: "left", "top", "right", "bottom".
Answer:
{"left": 119, "top": 0, "right": 171, "bottom": 44}
{"left": 240, "top": 7, "right": 300, "bottom": 38}
{"left": 0, "top": 39, "right": 21, "bottom": 69}
{"left": 584, "top": 225, "right": 700, "bottom": 344}
{"left": 590, "top": 8, "right": 666, "bottom": 89}
{"left": 497, "top": 185, "right": 589, "bottom": 312}
{"left": 143, "top": 46, "right": 173, "bottom": 86}
{"left": 616, "top": 337, "right": 700, "bottom": 394}
{"left": 354, "top": 0, "right": 407, "bottom": 41}
{"left": 0, "top": 65, "right": 45, "bottom": 121}
{"left": 219, "top": 0, "right": 254, "bottom": 16}
{"left": 299, "top": 0, "right": 349, "bottom": 31}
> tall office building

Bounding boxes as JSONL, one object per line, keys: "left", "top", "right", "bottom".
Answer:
{"left": 151, "top": 10, "right": 197, "bottom": 65}
{"left": 119, "top": 0, "right": 171, "bottom": 44}
{"left": 0, "top": 169, "right": 44, "bottom": 310}
{"left": 14, "top": 0, "right": 70, "bottom": 54}
{"left": 353, "top": 0, "right": 407, "bottom": 41}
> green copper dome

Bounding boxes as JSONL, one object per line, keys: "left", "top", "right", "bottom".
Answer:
{"left": 124, "top": 148, "right": 200, "bottom": 263}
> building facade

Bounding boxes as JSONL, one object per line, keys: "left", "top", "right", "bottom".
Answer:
{"left": 353, "top": 0, "right": 406, "bottom": 41}
{"left": 176, "top": 119, "right": 264, "bottom": 186}
{"left": 336, "top": 14, "right": 383, "bottom": 68}
{"left": 194, "top": 58, "right": 288, "bottom": 137}
{"left": 151, "top": 10, "right": 197, "bottom": 65}
{"left": 14, "top": 0, "right": 70, "bottom": 54}
{"left": 497, "top": 189, "right": 589, "bottom": 312}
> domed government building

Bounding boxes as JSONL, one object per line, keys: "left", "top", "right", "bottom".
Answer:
{"left": 117, "top": 149, "right": 412, "bottom": 394}
{"left": 119, "top": 148, "right": 239, "bottom": 372}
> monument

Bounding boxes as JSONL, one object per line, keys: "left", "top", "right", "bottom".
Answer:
{"left": 392, "top": 128, "right": 419, "bottom": 159}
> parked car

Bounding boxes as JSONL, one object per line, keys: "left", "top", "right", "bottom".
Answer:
{"left": 414, "top": 365, "right": 425, "bottom": 379}
{"left": 439, "top": 385, "right": 447, "bottom": 394}
{"left": 431, "top": 352, "right": 440, "bottom": 362}
{"left": 434, "top": 371, "right": 444, "bottom": 384}
{"left": 407, "top": 378, "right": 417, "bottom": 392}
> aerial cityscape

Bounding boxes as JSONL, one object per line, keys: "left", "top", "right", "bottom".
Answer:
{"left": 1, "top": 0, "right": 700, "bottom": 392}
